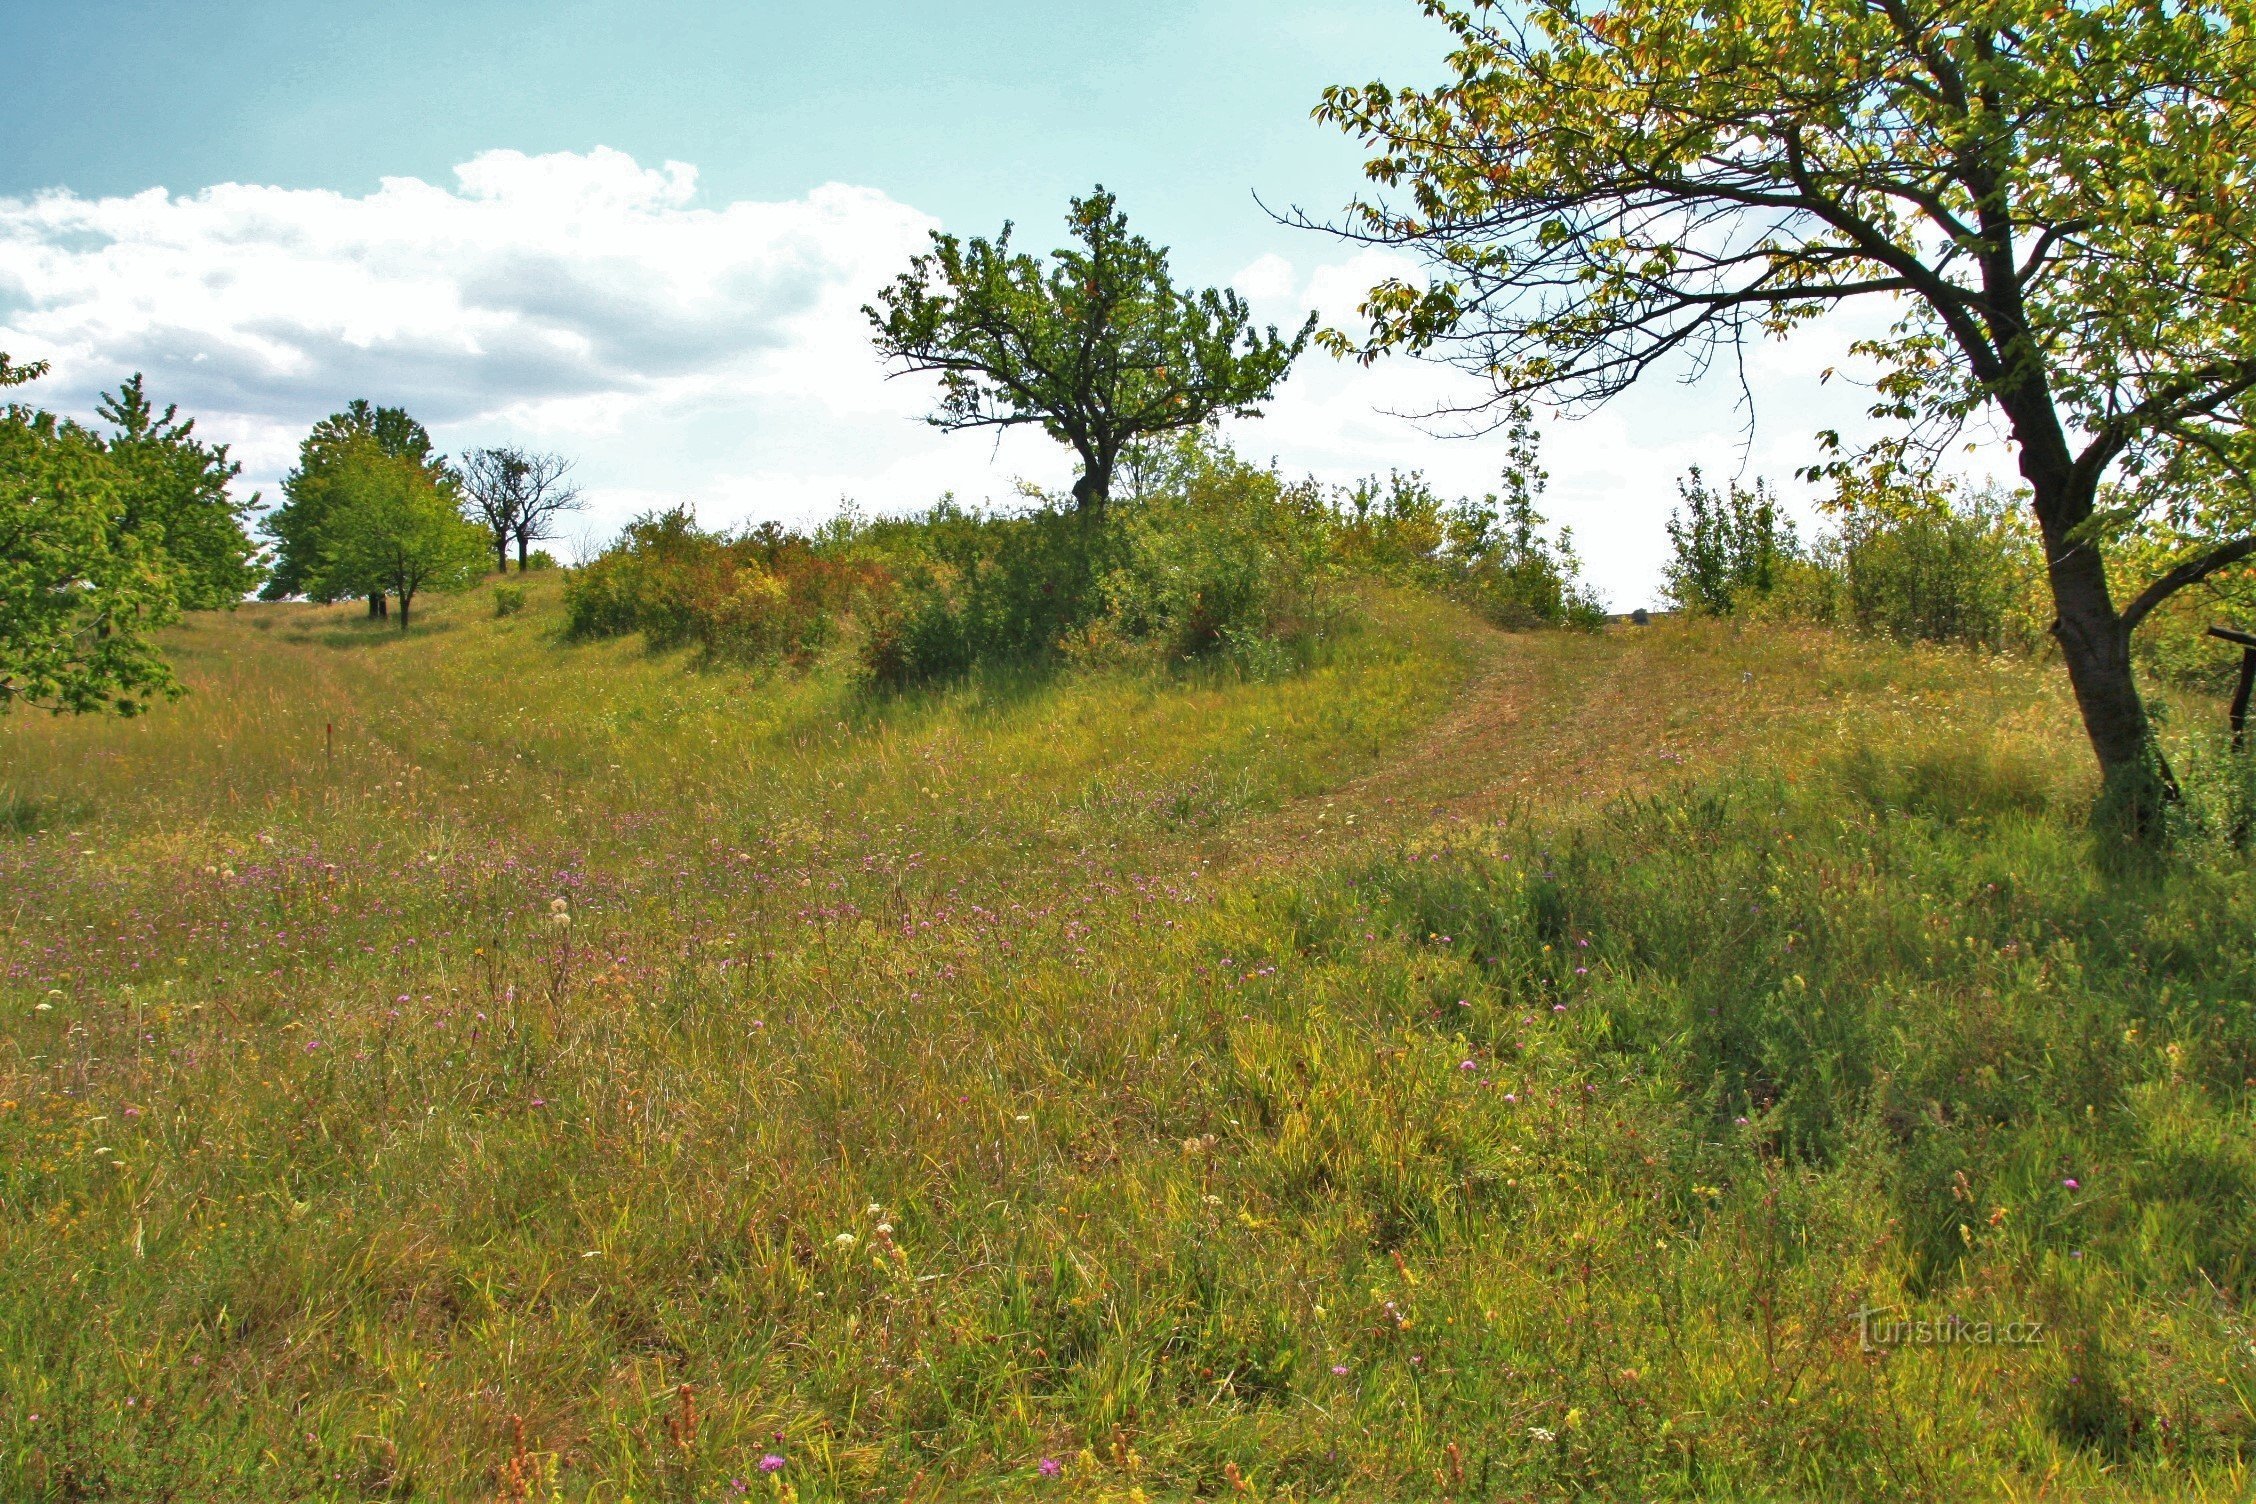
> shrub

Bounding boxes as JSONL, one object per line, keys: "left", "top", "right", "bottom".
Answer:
{"left": 1834, "top": 484, "right": 2046, "bottom": 651}
{"left": 1328, "top": 406, "right": 1604, "bottom": 630}
{"left": 1748, "top": 479, "right": 2050, "bottom": 654}
{"left": 563, "top": 508, "right": 886, "bottom": 664}
{"left": 855, "top": 499, "right": 1113, "bottom": 688}
{"left": 1663, "top": 468, "right": 1798, "bottom": 614}
{"left": 1103, "top": 438, "right": 1335, "bottom": 664}
{"left": 492, "top": 584, "right": 526, "bottom": 618}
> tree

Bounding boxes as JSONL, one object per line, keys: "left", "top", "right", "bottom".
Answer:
{"left": 1, "top": 355, "right": 186, "bottom": 715}
{"left": 509, "top": 449, "right": 580, "bottom": 570}
{"left": 1664, "top": 470, "right": 1798, "bottom": 615}
{"left": 96, "top": 374, "right": 264, "bottom": 608}
{"left": 459, "top": 446, "right": 581, "bottom": 573}
{"left": 262, "top": 401, "right": 452, "bottom": 615}
{"left": 310, "top": 438, "right": 487, "bottom": 631}
{"left": 1315, "top": 0, "right": 2256, "bottom": 831}
{"left": 458, "top": 446, "right": 526, "bottom": 575}
{"left": 868, "top": 187, "right": 1316, "bottom": 514}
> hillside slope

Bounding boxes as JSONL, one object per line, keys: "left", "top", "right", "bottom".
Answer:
{"left": 5, "top": 580, "right": 2252, "bottom": 1502}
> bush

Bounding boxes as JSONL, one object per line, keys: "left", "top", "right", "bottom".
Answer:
{"left": 492, "top": 584, "right": 526, "bottom": 618}
{"left": 563, "top": 430, "right": 1608, "bottom": 692}
{"left": 1102, "top": 439, "right": 1336, "bottom": 664}
{"left": 1834, "top": 484, "right": 2046, "bottom": 651}
{"left": 562, "top": 508, "right": 885, "bottom": 664}
{"left": 1331, "top": 406, "right": 1604, "bottom": 630}
{"left": 1663, "top": 468, "right": 1798, "bottom": 614}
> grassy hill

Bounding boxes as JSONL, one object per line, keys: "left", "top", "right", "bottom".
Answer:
{"left": 5, "top": 577, "right": 2254, "bottom": 1501}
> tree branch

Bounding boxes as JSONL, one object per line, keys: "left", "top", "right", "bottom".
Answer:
{"left": 2122, "top": 535, "right": 2256, "bottom": 634}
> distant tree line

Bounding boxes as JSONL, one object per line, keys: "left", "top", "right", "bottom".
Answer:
{"left": 3, "top": 357, "right": 580, "bottom": 713}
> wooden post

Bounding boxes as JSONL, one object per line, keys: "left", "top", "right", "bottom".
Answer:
{"left": 2206, "top": 626, "right": 2256, "bottom": 751}
{"left": 2207, "top": 626, "right": 2256, "bottom": 848}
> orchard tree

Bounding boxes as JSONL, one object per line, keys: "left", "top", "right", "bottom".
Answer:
{"left": 0, "top": 355, "right": 185, "bottom": 715}
{"left": 97, "top": 374, "right": 263, "bottom": 607}
{"left": 460, "top": 446, "right": 580, "bottom": 573}
{"left": 263, "top": 401, "right": 452, "bottom": 615}
{"left": 311, "top": 439, "right": 487, "bottom": 631}
{"left": 868, "top": 187, "right": 1315, "bottom": 514}
{"left": 1316, "top": 0, "right": 2256, "bottom": 832}
{"left": 459, "top": 446, "right": 526, "bottom": 574}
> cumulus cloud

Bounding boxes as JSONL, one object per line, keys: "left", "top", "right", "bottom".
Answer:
{"left": 0, "top": 148, "right": 1070, "bottom": 527}
{"left": 0, "top": 149, "right": 2010, "bottom": 605}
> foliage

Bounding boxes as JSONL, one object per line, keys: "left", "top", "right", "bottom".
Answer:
{"left": 1662, "top": 468, "right": 1799, "bottom": 616}
{"left": 94, "top": 375, "right": 264, "bottom": 608}
{"left": 492, "top": 583, "right": 527, "bottom": 618}
{"left": 868, "top": 188, "right": 1315, "bottom": 512}
{"left": 0, "top": 363, "right": 185, "bottom": 716}
{"left": 563, "top": 507, "right": 886, "bottom": 664}
{"left": 1332, "top": 407, "right": 1605, "bottom": 631}
{"left": 260, "top": 401, "right": 453, "bottom": 604}
{"left": 1317, "top": 0, "right": 2256, "bottom": 826}
{"left": 1099, "top": 438, "right": 1338, "bottom": 666}
{"left": 1830, "top": 483, "right": 2049, "bottom": 652}
{"left": 307, "top": 439, "right": 489, "bottom": 630}
{"left": 854, "top": 500, "right": 1115, "bottom": 686}
{"left": 6, "top": 591, "right": 2256, "bottom": 1496}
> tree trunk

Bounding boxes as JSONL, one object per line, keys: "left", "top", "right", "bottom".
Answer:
{"left": 1071, "top": 442, "right": 1114, "bottom": 516}
{"left": 517, "top": 530, "right": 531, "bottom": 570}
{"left": 367, "top": 592, "right": 387, "bottom": 619}
{"left": 497, "top": 535, "right": 510, "bottom": 575}
{"left": 2026, "top": 465, "right": 2169, "bottom": 835}
{"left": 396, "top": 591, "right": 411, "bottom": 632}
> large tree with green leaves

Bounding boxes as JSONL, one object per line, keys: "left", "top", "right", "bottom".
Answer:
{"left": 868, "top": 187, "right": 1316, "bottom": 514}
{"left": 308, "top": 438, "right": 487, "bottom": 631}
{"left": 1315, "top": 0, "right": 2256, "bottom": 830}
{"left": 0, "top": 356, "right": 186, "bottom": 715}
{"left": 96, "top": 374, "right": 263, "bottom": 608}
{"left": 262, "top": 401, "right": 452, "bottom": 613}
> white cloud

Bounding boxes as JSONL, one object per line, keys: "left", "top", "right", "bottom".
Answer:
{"left": 0, "top": 148, "right": 2014, "bottom": 606}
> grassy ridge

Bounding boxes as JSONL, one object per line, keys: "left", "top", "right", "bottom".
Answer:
{"left": 4, "top": 578, "right": 2253, "bottom": 1500}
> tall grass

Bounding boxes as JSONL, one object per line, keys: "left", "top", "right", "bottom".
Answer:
{"left": 2, "top": 579, "right": 2251, "bottom": 1499}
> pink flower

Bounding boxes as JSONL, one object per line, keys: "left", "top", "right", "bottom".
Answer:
{"left": 1038, "top": 1457, "right": 1063, "bottom": 1478}
{"left": 2063, "top": 1177, "right": 2080, "bottom": 1190}
{"left": 758, "top": 1454, "right": 785, "bottom": 1473}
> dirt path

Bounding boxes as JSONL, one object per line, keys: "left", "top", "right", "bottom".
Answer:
{"left": 1209, "top": 615, "right": 2063, "bottom": 873}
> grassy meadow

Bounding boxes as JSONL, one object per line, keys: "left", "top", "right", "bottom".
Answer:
{"left": 5, "top": 575, "right": 2256, "bottom": 1500}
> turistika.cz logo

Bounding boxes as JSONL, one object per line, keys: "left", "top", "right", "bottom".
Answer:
{"left": 1854, "top": 1308, "right": 2047, "bottom": 1352}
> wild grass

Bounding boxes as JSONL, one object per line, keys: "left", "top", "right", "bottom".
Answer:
{"left": 3, "top": 574, "right": 2253, "bottom": 1500}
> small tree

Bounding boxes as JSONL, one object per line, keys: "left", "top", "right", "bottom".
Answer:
{"left": 458, "top": 446, "right": 526, "bottom": 575}
{"left": 510, "top": 450, "right": 580, "bottom": 570}
{"left": 1663, "top": 470, "right": 1798, "bottom": 616}
{"left": 97, "top": 375, "right": 264, "bottom": 608}
{"left": 263, "top": 401, "right": 452, "bottom": 615}
{"left": 312, "top": 440, "right": 487, "bottom": 631}
{"left": 1, "top": 355, "right": 186, "bottom": 715}
{"left": 868, "top": 187, "right": 1316, "bottom": 514}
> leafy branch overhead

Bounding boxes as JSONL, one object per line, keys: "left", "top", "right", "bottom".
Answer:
{"left": 867, "top": 187, "right": 1317, "bottom": 512}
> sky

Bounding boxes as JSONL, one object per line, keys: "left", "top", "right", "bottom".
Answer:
{"left": 0, "top": 0, "right": 1953, "bottom": 605}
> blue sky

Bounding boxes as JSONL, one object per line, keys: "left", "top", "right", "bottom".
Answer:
{"left": 0, "top": 0, "right": 1914, "bottom": 604}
